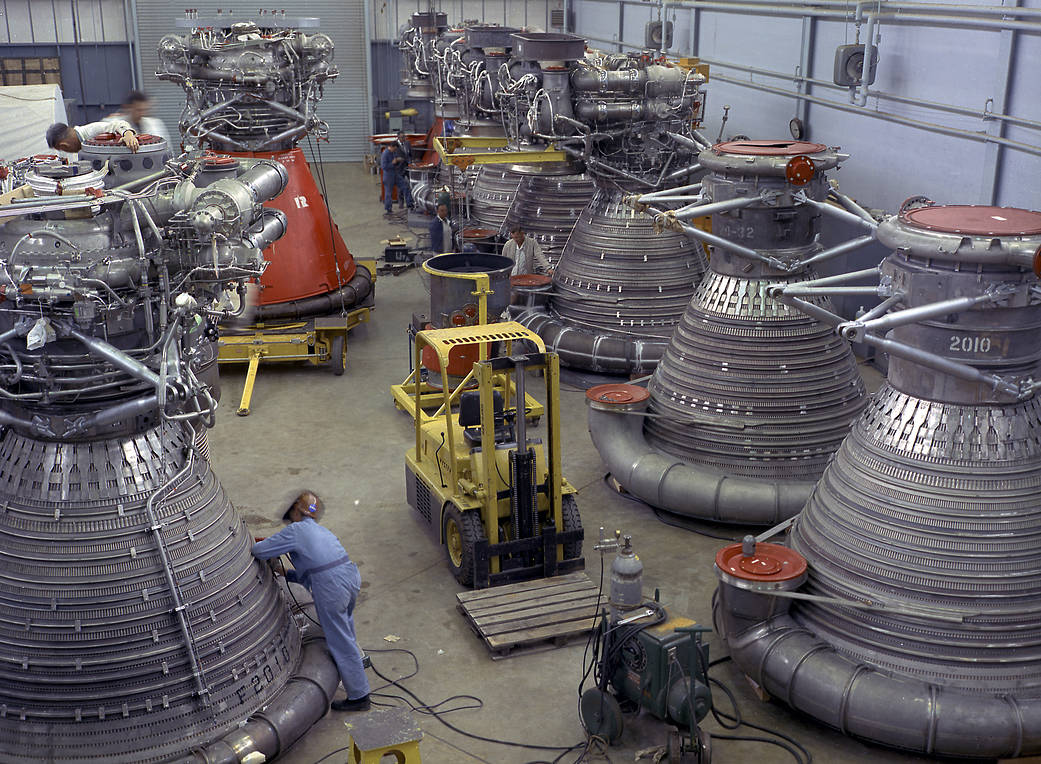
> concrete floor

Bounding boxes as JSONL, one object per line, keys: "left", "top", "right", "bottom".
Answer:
{"left": 208, "top": 163, "right": 933, "bottom": 764}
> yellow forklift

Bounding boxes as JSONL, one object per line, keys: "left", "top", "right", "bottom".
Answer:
{"left": 404, "top": 321, "right": 584, "bottom": 588}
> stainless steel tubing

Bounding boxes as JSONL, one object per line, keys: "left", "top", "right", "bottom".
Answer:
{"left": 244, "top": 209, "right": 289, "bottom": 251}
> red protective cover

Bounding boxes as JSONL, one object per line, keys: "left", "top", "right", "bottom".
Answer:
{"left": 228, "top": 147, "right": 356, "bottom": 306}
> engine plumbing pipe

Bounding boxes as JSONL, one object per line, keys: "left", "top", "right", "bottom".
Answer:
{"left": 587, "top": 386, "right": 812, "bottom": 523}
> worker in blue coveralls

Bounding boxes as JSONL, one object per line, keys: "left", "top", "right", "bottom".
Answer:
{"left": 380, "top": 143, "right": 412, "bottom": 216}
{"left": 252, "top": 491, "right": 371, "bottom": 712}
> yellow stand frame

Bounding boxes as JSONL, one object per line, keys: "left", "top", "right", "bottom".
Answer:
{"left": 390, "top": 258, "right": 544, "bottom": 421}
{"left": 218, "top": 260, "right": 377, "bottom": 416}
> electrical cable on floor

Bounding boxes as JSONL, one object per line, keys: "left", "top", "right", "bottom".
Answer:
{"left": 699, "top": 643, "right": 812, "bottom": 764}
{"left": 283, "top": 544, "right": 807, "bottom": 764}
{"left": 307, "top": 746, "right": 350, "bottom": 764}
{"left": 364, "top": 653, "right": 587, "bottom": 754}
{"left": 283, "top": 557, "right": 590, "bottom": 764}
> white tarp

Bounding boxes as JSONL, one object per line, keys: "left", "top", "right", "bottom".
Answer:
{"left": 0, "top": 84, "right": 68, "bottom": 161}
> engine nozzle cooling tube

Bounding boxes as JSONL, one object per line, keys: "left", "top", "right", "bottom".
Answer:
{"left": 587, "top": 392, "right": 813, "bottom": 525}
{"left": 713, "top": 576, "right": 1041, "bottom": 758}
{"left": 188, "top": 585, "right": 341, "bottom": 763}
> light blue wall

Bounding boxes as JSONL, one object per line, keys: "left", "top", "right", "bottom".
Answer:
{"left": 572, "top": 0, "right": 1041, "bottom": 214}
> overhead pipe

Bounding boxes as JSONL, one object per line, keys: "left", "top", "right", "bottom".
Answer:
{"left": 694, "top": 54, "right": 1041, "bottom": 133}
{"left": 600, "top": 0, "right": 1041, "bottom": 25}
{"left": 707, "top": 71, "right": 1041, "bottom": 158}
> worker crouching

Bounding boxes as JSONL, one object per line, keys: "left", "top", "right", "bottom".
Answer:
{"left": 252, "top": 491, "right": 371, "bottom": 712}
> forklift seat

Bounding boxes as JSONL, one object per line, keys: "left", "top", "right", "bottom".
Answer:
{"left": 460, "top": 390, "right": 514, "bottom": 445}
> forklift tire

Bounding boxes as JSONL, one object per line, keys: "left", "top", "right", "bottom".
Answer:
{"left": 443, "top": 503, "right": 484, "bottom": 587}
{"left": 331, "top": 335, "right": 346, "bottom": 376}
{"left": 561, "top": 494, "right": 583, "bottom": 560}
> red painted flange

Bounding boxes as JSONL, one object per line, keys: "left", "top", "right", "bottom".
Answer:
{"left": 716, "top": 139, "right": 827, "bottom": 156}
{"left": 715, "top": 541, "right": 807, "bottom": 583}
{"left": 585, "top": 383, "right": 650, "bottom": 405}
{"left": 84, "top": 133, "right": 162, "bottom": 146}
{"left": 510, "top": 274, "right": 552, "bottom": 288}
{"left": 785, "top": 155, "right": 815, "bottom": 186}
{"left": 902, "top": 205, "right": 1041, "bottom": 236}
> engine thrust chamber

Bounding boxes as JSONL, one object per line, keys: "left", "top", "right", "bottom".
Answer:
{"left": 588, "top": 140, "right": 868, "bottom": 523}
{"left": 0, "top": 146, "right": 340, "bottom": 762}
{"left": 715, "top": 203, "right": 1041, "bottom": 758}
{"left": 158, "top": 17, "right": 368, "bottom": 318}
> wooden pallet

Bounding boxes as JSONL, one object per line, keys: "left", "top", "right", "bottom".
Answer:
{"left": 456, "top": 572, "right": 601, "bottom": 659}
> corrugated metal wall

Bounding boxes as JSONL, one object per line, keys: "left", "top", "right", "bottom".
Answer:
{"left": 132, "top": 0, "right": 371, "bottom": 161}
{"left": 0, "top": 0, "right": 135, "bottom": 124}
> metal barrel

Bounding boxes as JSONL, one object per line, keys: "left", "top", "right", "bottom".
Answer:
{"left": 425, "top": 252, "right": 515, "bottom": 327}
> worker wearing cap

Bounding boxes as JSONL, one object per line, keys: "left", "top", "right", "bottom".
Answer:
{"left": 251, "top": 491, "right": 371, "bottom": 712}
{"left": 45, "top": 118, "right": 141, "bottom": 155}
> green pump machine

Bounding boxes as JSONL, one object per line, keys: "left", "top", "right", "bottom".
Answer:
{"left": 581, "top": 530, "right": 713, "bottom": 762}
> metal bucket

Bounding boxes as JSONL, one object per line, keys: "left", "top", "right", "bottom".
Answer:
{"left": 425, "top": 253, "right": 514, "bottom": 327}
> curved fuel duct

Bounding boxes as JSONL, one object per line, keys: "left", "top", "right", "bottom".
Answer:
{"left": 715, "top": 203, "right": 1041, "bottom": 758}
{"left": 0, "top": 149, "right": 340, "bottom": 762}
{"left": 588, "top": 141, "right": 873, "bottom": 523}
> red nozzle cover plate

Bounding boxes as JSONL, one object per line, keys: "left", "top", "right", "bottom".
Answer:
{"left": 585, "top": 383, "right": 650, "bottom": 405}
{"left": 716, "top": 541, "right": 807, "bottom": 582}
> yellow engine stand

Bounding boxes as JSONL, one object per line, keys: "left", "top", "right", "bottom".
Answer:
{"left": 218, "top": 260, "right": 376, "bottom": 416}
{"left": 345, "top": 708, "right": 422, "bottom": 764}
